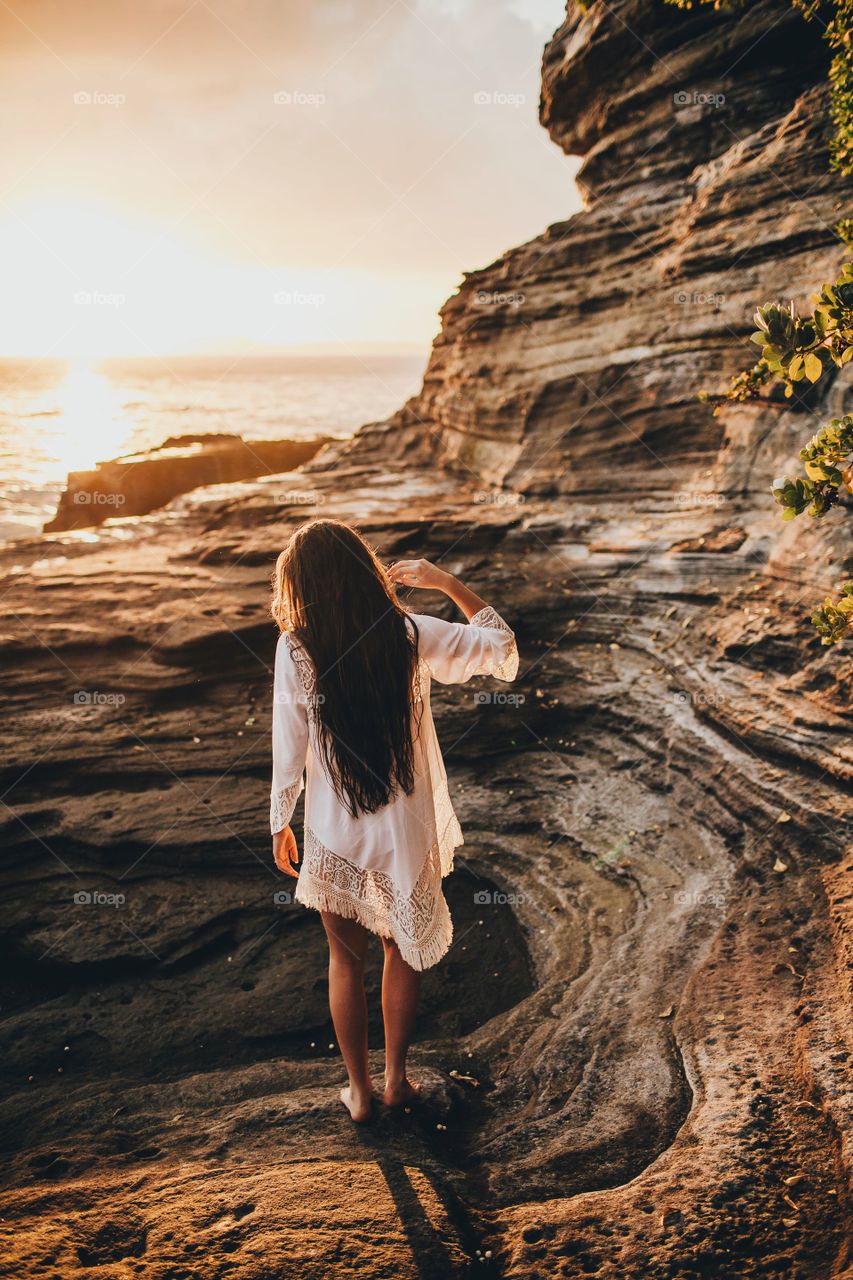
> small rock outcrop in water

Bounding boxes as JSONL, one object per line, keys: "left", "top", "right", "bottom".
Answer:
{"left": 45, "top": 432, "right": 331, "bottom": 531}
{"left": 0, "top": 2, "right": 852, "bottom": 1279}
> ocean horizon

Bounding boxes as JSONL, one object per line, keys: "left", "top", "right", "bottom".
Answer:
{"left": 0, "top": 352, "right": 425, "bottom": 542}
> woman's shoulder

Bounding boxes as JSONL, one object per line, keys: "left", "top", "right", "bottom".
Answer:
{"left": 404, "top": 611, "right": 465, "bottom": 657}
{"left": 275, "top": 631, "right": 315, "bottom": 687}
{"left": 404, "top": 610, "right": 444, "bottom": 640}
{"left": 405, "top": 610, "right": 445, "bottom": 630}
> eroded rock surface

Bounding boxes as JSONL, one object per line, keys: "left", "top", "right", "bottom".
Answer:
{"left": 1, "top": 1, "right": 852, "bottom": 1278}
{"left": 45, "top": 433, "right": 331, "bottom": 531}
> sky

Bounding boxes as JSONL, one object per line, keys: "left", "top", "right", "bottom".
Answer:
{"left": 0, "top": 0, "right": 580, "bottom": 358}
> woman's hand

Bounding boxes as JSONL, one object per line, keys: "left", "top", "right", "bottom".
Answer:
{"left": 273, "top": 825, "right": 299, "bottom": 877}
{"left": 389, "top": 558, "right": 490, "bottom": 621}
{"left": 388, "top": 558, "right": 451, "bottom": 592}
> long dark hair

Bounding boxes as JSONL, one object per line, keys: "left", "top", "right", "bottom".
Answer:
{"left": 271, "top": 520, "right": 420, "bottom": 817}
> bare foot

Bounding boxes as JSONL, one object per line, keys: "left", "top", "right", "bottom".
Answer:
{"left": 383, "top": 1076, "right": 422, "bottom": 1108}
{"left": 340, "top": 1085, "right": 373, "bottom": 1123}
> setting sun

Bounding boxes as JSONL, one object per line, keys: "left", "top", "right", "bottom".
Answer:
{"left": 0, "top": 199, "right": 240, "bottom": 358}
{"left": 0, "top": 196, "right": 484, "bottom": 359}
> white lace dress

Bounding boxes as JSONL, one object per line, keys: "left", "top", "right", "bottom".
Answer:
{"left": 270, "top": 606, "right": 518, "bottom": 970}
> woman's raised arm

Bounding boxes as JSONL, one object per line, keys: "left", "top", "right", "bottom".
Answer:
{"left": 389, "top": 559, "right": 519, "bottom": 685}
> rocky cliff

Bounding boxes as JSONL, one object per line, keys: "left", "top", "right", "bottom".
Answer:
{"left": 351, "top": 0, "right": 848, "bottom": 496}
{"left": 1, "top": 2, "right": 852, "bottom": 1278}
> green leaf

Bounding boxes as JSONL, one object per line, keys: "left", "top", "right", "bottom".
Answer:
{"left": 804, "top": 352, "right": 824, "bottom": 382}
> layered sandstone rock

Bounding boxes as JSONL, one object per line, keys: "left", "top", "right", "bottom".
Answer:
{"left": 1, "top": 2, "right": 852, "bottom": 1278}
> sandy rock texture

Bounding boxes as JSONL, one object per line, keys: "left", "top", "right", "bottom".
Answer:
{"left": 1, "top": 1, "right": 852, "bottom": 1278}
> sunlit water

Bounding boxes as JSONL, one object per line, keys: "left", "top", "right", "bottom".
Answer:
{"left": 0, "top": 353, "right": 425, "bottom": 542}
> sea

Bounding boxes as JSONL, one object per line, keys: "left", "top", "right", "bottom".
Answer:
{"left": 0, "top": 353, "right": 425, "bottom": 542}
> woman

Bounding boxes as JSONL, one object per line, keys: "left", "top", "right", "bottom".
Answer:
{"left": 270, "top": 520, "right": 518, "bottom": 1122}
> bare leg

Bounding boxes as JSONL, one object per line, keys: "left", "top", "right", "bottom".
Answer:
{"left": 381, "top": 936, "right": 422, "bottom": 1106}
{"left": 320, "top": 911, "right": 373, "bottom": 1123}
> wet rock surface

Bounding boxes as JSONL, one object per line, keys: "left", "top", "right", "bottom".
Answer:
{"left": 2, "top": 1, "right": 853, "bottom": 1277}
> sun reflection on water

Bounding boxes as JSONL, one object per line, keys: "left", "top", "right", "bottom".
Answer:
{"left": 49, "top": 361, "right": 132, "bottom": 475}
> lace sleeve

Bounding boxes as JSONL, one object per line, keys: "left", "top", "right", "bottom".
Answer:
{"left": 270, "top": 634, "right": 310, "bottom": 833}
{"left": 412, "top": 606, "right": 519, "bottom": 684}
{"left": 467, "top": 606, "right": 519, "bottom": 682}
{"left": 270, "top": 777, "right": 303, "bottom": 834}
